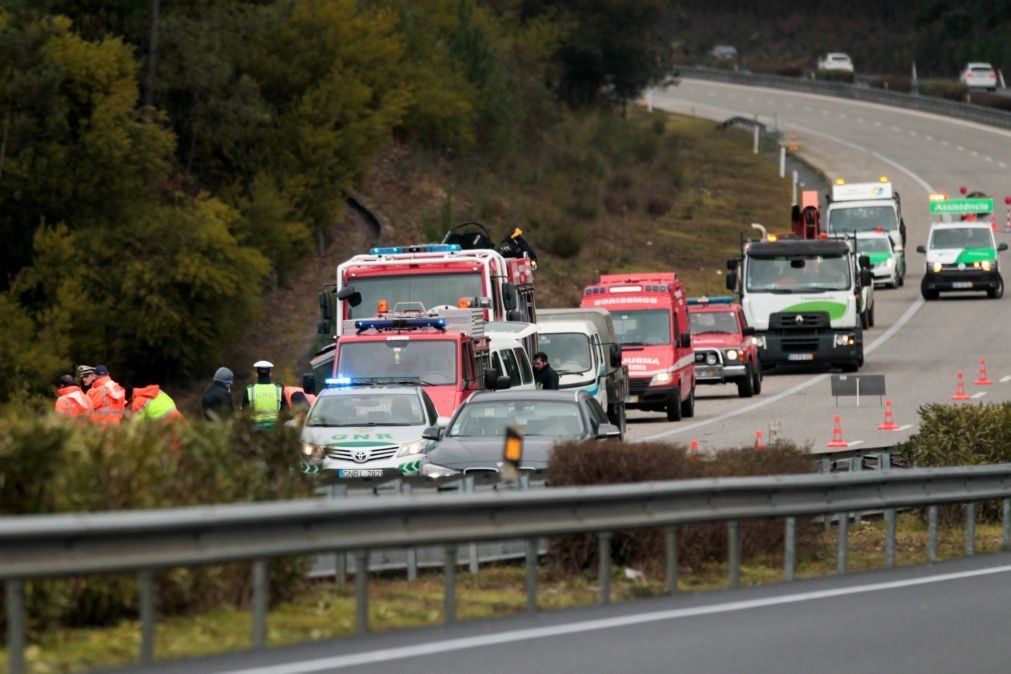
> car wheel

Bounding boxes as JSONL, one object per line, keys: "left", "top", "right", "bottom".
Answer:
{"left": 868, "top": 304, "right": 875, "bottom": 328}
{"left": 921, "top": 280, "right": 938, "bottom": 300}
{"left": 860, "top": 310, "right": 869, "bottom": 329}
{"left": 737, "top": 369, "right": 754, "bottom": 398}
{"left": 988, "top": 276, "right": 1004, "bottom": 299}
{"left": 681, "top": 386, "right": 695, "bottom": 418}
{"left": 752, "top": 362, "right": 763, "bottom": 395}
{"left": 666, "top": 390, "right": 682, "bottom": 422}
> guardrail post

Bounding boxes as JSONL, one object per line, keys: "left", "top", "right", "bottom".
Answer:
{"left": 138, "top": 570, "right": 156, "bottom": 664}
{"left": 836, "top": 512, "right": 849, "bottom": 575}
{"left": 728, "top": 520, "right": 741, "bottom": 588}
{"left": 251, "top": 559, "right": 268, "bottom": 648}
{"left": 928, "top": 505, "right": 938, "bottom": 562}
{"left": 882, "top": 451, "right": 892, "bottom": 471}
{"left": 463, "top": 477, "right": 479, "bottom": 574}
{"left": 1003, "top": 499, "right": 1011, "bottom": 550}
{"left": 966, "top": 502, "right": 976, "bottom": 557}
{"left": 444, "top": 544, "right": 458, "bottom": 624}
{"left": 665, "top": 526, "right": 678, "bottom": 595}
{"left": 525, "top": 537, "right": 538, "bottom": 613}
{"left": 783, "top": 517, "right": 796, "bottom": 582}
{"left": 885, "top": 509, "right": 897, "bottom": 568}
{"left": 355, "top": 550, "right": 369, "bottom": 635}
{"left": 598, "top": 532, "right": 612, "bottom": 604}
{"left": 6, "top": 580, "right": 25, "bottom": 674}
{"left": 399, "top": 481, "right": 418, "bottom": 581}
{"left": 331, "top": 483, "right": 348, "bottom": 585}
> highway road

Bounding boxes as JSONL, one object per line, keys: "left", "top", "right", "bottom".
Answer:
{"left": 130, "top": 552, "right": 1011, "bottom": 674}
{"left": 624, "top": 79, "right": 1011, "bottom": 452}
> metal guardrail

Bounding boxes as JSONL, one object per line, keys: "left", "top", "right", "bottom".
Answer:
{"left": 5, "top": 464, "right": 1011, "bottom": 673}
{"left": 674, "top": 65, "right": 1011, "bottom": 131}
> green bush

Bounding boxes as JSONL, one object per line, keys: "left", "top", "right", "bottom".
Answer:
{"left": 813, "top": 69, "right": 855, "bottom": 83}
{"left": 0, "top": 414, "right": 313, "bottom": 632}
{"left": 547, "top": 440, "right": 820, "bottom": 574}
{"left": 919, "top": 79, "right": 968, "bottom": 101}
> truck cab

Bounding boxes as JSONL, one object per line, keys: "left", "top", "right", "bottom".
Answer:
{"left": 536, "top": 308, "right": 629, "bottom": 433}
{"left": 331, "top": 307, "right": 509, "bottom": 418}
{"left": 728, "top": 238, "right": 870, "bottom": 372}
{"left": 687, "top": 297, "right": 762, "bottom": 397}
{"left": 825, "top": 178, "right": 906, "bottom": 273}
{"left": 580, "top": 273, "right": 695, "bottom": 422}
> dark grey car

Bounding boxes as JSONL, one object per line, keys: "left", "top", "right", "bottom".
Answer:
{"left": 419, "top": 390, "right": 621, "bottom": 483}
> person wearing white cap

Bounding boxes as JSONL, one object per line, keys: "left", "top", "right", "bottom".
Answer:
{"left": 242, "top": 360, "right": 287, "bottom": 429}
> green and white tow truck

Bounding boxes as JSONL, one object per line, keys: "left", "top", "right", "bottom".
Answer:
{"left": 825, "top": 178, "right": 906, "bottom": 276}
{"left": 726, "top": 236, "right": 874, "bottom": 371}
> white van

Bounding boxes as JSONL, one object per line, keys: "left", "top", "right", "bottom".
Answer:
{"left": 536, "top": 308, "right": 628, "bottom": 433}
{"left": 485, "top": 322, "right": 538, "bottom": 391}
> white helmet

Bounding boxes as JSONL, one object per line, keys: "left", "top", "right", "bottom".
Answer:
{"left": 253, "top": 360, "right": 274, "bottom": 369}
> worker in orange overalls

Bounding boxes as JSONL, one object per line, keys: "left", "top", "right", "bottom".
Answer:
{"left": 85, "top": 365, "right": 127, "bottom": 425}
{"left": 54, "top": 374, "right": 93, "bottom": 420}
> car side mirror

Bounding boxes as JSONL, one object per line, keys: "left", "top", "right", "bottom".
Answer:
{"left": 336, "top": 285, "right": 361, "bottom": 307}
{"left": 317, "top": 319, "right": 331, "bottom": 335}
{"left": 507, "top": 309, "right": 524, "bottom": 322}
{"left": 725, "top": 271, "right": 737, "bottom": 292}
{"left": 609, "top": 343, "right": 622, "bottom": 368}
{"left": 742, "top": 326, "right": 755, "bottom": 336}
{"left": 319, "top": 291, "right": 332, "bottom": 320}
{"left": 595, "top": 423, "right": 622, "bottom": 440}
{"left": 726, "top": 258, "right": 738, "bottom": 271}
{"left": 860, "top": 269, "right": 873, "bottom": 287}
{"left": 916, "top": 245, "right": 926, "bottom": 254}
{"left": 679, "top": 333, "right": 691, "bottom": 349}
{"left": 302, "top": 373, "right": 316, "bottom": 395}
{"left": 495, "top": 375, "right": 512, "bottom": 390}
{"left": 859, "top": 255, "right": 871, "bottom": 269}
{"left": 1000, "top": 243, "right": 1008, "bottom": 252}
{"left": 422, "top": 426, "right": 442, "bottom": 441}
{"left": 502, "top": 282, "right": 518, "bottom": 311}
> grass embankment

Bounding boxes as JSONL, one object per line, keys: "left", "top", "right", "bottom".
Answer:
{"left": 206, "top": 108, "right": 792, "bottom": 414}
{"left": 4, "top": 515, "right": 1003, "bottom": 673}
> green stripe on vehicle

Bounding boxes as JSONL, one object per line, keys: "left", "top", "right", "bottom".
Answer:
{"left": 329, "top": 441, "right": 395, "bottom": 448}
{"left": 867, "top": 252, "right": 891, "bottom": 265}
{"left": 955, "top": 248, "right": 997, "bottom": 264}
{"left": 782, "top": 301, "right": 848, "bottom": 320}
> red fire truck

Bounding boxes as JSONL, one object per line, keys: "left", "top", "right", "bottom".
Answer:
{"left": 580, "top": 273, "right": 696, "bottom": 421}
{"left": 326, "top": 306, "right": 509, "bottom": 419}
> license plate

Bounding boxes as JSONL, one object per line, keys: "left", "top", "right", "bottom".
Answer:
{"left": 787, "top": 353, "right": 814, "bottom": 361}
{"left": 338, "top": 469, "right": 384, "bottom": 478}
{"left": 626, "top": 395, "right": 640, "bottom": 403}
{"left": 952, "top": 281, "right": 973, "bottom": 289}
{"left": 697, "top": 367, "right": 718, "bottom": 378}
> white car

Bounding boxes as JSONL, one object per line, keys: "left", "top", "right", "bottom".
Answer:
{"left": 818, "top": 53, "right": 854, "bottom": 73}
{"left": 960, "top": 62, "right": 998, "bottom": 92}
{"left": 916, "top": 222, "right": 1007, "bottom": 300}
{"left": 856, "top": 230, "right": 905, "bottom": 288}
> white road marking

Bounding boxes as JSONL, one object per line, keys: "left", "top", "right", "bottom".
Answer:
{"left": 971, "top": 391, "right": 987, "bottom": 399}
{"left": 999, "top": 375, "right": 1011, "bottom": 383}
{"left": 216, "top": 564, "right": 1011, "bottom": 674}
{"left": 986, "top": 156, "right": 994, "bottom": 162}
{"left": 909, "top": 130, "right": 917, "bottom": 136}
{"left": 972, "top": 150, "right": 979, "bottom": 157}
{"left": 894, "top": 424, "right": 914, "bottom": 432}
{"left": 891, "top": 125, "right": 900, "bottom": 131}
{"left": 846, "top": 440, "right": 865, "bottom": 448}
{"left": 942, "top": 139, "right": 949, "bottom": 145}
{"left": 1001, "top": 162, "right": 1008, "bottom": 168}
{"left": 957, "top": 145, "right": 965, "bottom": 151}
{"left": 925, "top": 134, "right": 933, "bottom": 141}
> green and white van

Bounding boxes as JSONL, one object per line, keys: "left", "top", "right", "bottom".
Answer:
{"left": 916, "top": 222, "right": 1007, "bottom": 300}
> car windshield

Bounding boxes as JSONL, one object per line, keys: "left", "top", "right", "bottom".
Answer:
{"left": 346, "top": 273, "right": 483, "bottom": 318}
{"left": 828, "top": 205, "right": 898, "bottom": 233}
{"left": 857, "top": 237, "right": 892, "bottom": 253}
{"left": 540, "top": 333, "right": 593, "bottom": 374}
{"left": 689, "top": 311, "right": 739, "bottom": 335}
{"left": 448, "top": 400, "right": 585, "bottom": 438}
{"left": 306, "top": 392, "right": 426, "bottom": 427}
{"left": 611, "top": 310, "right": 671, "bottom": 346}
{"left": 337, "top": 340, "right": 457, "bottom": 385}
{"left": 930, "top": 228, "right": 993, "bottom": 249}
{"left": 746, "top": 255, "right": 852, "bottom": 292}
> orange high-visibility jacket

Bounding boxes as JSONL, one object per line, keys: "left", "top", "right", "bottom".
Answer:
{"left": 87, "top": 375, "right": 127, "bottom": 425}
{"left": 130, "top": 385, "right": 184, "bottom": 421}
{"left": 54, "top": 386, "right": 93, "bottom": 419}
{"left": 283, "top": 386, "right": 316, "bottom": 408}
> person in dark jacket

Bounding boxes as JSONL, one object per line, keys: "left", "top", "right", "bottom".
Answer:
{"left": 532, "top": 352, "right": 560, "bottom": 390}
{"left": 202, "top": 367, "right": 234, "bottom": 421}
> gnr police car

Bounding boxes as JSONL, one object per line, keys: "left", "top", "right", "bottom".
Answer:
{"left": 917, "top": 221, "right": 1007, "bottom": 300}
{"left": 856, "top": 230, "right": 904, "bottom": 288}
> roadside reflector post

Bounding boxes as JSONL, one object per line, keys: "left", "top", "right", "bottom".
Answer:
{"left": 728, "top": 520, "right": 741, "bottom": 588}
{"left": 792, "top": 170, "right": 799, "bottom": 205}
{"left": 784, "top": 517, "right": 796, "bottom": 582}
{"left": 779, "top": 146, "right": 786, "bottom": 178}
{"left": 928, "top": 505, "right": 939, "bottom": 562}
{"left": 501, "top": 426, "right": 524, "bottom": 483}
{"left": 966, "top": 502, "right": 976, "bottom": 557}
{"left": 753, "top": 124, "right": 760, "bottom": 154}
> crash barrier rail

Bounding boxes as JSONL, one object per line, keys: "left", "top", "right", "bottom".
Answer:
{"left": 6, "top": 465, "right": 1011, "bottom": 673}
{"left": 674, "top": 65, "right": 1011, "bottom": 131}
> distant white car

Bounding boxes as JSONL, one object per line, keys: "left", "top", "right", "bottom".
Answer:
{"left": 960, "top": 62, "right": 998, "bottom": 92}
{"left": 710, "top": 45, "right": 738, "bottom": 61}
{"left": 818, "top": 53, "right": 854, "bottom": 73}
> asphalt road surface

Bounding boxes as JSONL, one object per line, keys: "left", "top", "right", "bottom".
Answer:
{"left": 128, "top": 552, "right": 1011, "bottom": 674}
{"left": 625, "top": 79, "right": 1011, "bottom": 452}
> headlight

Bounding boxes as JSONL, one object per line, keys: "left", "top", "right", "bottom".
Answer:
{"left": 420, "top": 462, "right": 460, "bottom": 479}
{"left": 932, "top": 262, "right": 942, "bottom": 273}
{"left": 833, "top": 334, "right": 856, "bottom": 347}
{"left": 982, "top": 260, "right": 992, "bottom": 271}
{"left": 649, "top": 371, "right": 674, "bottom": 386}
{"left": 724, "top": 349, "right": 739, "bottom": 361}
{"left": 884, "top": 258, "right": 894, "bottom": 268}
{"left": 705, "top": 353, "right": 718, "bottom": 366}
{"left": 396, "top": 439, "right": 432, "bottom": 457}
{"left": 302, "top": 443, "right": 323, "bottom": 461}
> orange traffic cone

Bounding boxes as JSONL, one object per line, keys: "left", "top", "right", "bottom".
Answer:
{"left": 878, "top": 400, "right": 900, "bottom": 431}
{"left": 826, "top": 415, "right": 849, "bottom": 448}
{"left": 975, "top": 358, "right": 993, "bottom": 386}
{"left": 952, "top": 372, "right": 971, "bottom": 400}
{"left": 753, "top": 430, "right": 766, "bottom": 450}
{"left": 688, "top": 439, "right": 701, "bottom": 460}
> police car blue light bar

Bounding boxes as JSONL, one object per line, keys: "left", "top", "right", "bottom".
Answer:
{"left": 369, "top": 243, "right": 462, "bottom": 255}
{"left": 355, "top": 317, "right": 448, "bottom": 332}
{"left": 324, "top": 377, "right": 353, "bottom": 387}
{"left": 687, "top": 296, "right": 735, "bottom": 305}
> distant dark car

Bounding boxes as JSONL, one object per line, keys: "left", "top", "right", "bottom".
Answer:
{"left": 710, "top": 45, "right": 738, "bottom": 61}
{"left": 419, "top": 390, "right": 621, "bottom": 483}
